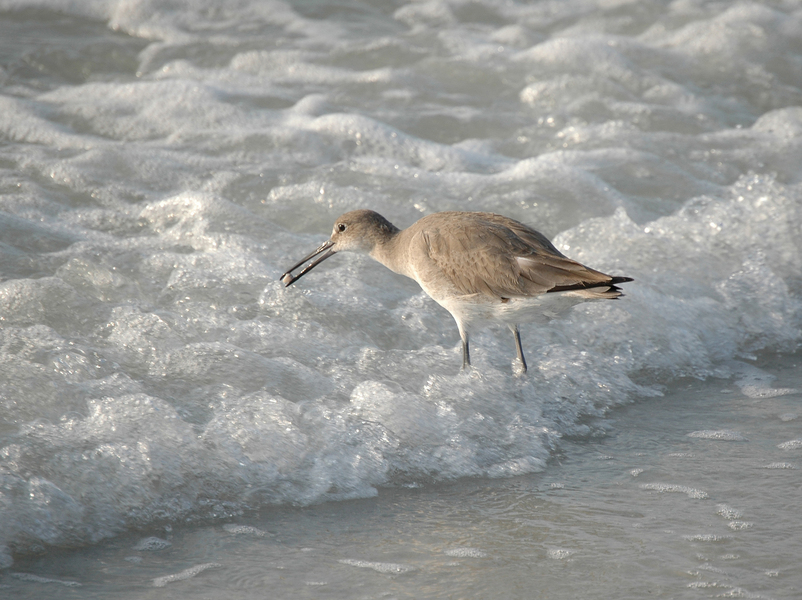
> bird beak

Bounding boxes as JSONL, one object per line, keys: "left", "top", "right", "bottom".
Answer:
{"left": 280, "top": 240, "right": 336, "bottom": 286}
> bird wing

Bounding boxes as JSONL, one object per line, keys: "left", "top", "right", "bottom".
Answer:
{"left": 413, "top": 213, "right": 619, "bottom": 299}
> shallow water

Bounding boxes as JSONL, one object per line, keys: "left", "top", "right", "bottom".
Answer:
{"left": 4, "top": 354, "right": 801, "bottom": 599}
{"left": 1, "top": 0, "right": 801, "bottom": 596}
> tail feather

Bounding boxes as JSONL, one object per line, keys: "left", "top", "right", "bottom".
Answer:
{"left": 547, "top": 275, "right": 633, "bottom": 296}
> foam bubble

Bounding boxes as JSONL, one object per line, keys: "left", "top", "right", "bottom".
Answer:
{"left": 10, "top": 572, "right": 81, "bottom": 587}
{"left": 682, "top": 534, "right": 730, "bottom": 543}
{"left": 687, "top": 430, "right": 747, "bottom": 442}
{"left": 444, "top": 547, "right": 487, "bottom": 558}
{"left": 547, "top": 548, "right": 575, "bottom": 560}
{"left": 133, "top": 537, "right": 172, "bottom": 551}
{"left": 640, "top": 484, "right": 708, "bottom": 499}
{"left": 222, "top": 524, "right": 268, "bottom": 537}
{"left": 152, "top": 563, "right": 222, "bottom": 587}
{"left": 715, "top": 504, "right": 743, "bottom": 520}
{"left": 0, "top": 278, "right": 90, "bottom": 330}
{"left": 338, "top": 559, "right": 414, "bottom": 574}
{"left": 306, "top": 113, "right": 506, "bottom": 173}
{"left": 729, "top": 362, "right": 799, "bottom": 398}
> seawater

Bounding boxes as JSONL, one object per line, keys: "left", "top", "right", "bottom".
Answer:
{"left": 1, "top": 1, "right": 801, "bottom": 598}
{"left": 8, "top": 356, "right": 801, "bottom": 599}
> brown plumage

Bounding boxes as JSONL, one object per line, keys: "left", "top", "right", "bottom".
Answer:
{"left": 282, "top": 209, "right": 632, "bottom": 374}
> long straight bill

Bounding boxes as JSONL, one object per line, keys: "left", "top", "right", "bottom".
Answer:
{"left": 280, "top": 240, "right": 336, "bottom": 286}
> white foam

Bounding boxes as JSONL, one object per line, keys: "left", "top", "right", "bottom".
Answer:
{"left": 222, "top": 524, "right": 268, "bottom": 537}
{"left": 728, "top": 361, "right": 799, "bottom": 398}
{"left": 152, "top": 563, "right": 222, "bottom": 587}
{"left": 444, "top": 547, "right": 487, "bottom": 558}
{"left": 133, "top": 537, "right": 172, "bottom": 551}
{"left": 10, "top": 572, "right": 82, "bottom": 587}
{"left": 640, "top": 484, "right": 708, "bottom": 499}
{"left": 715, "top": 504, "right": 743, "bottom": 520}
{"left": 305, "top": 112, "right": 507, "bottom": 174}
{"left": 687, "top": 430, "right": 747, "bottom": 442}
{"left": 682, "top": 534, "right": 730, "bottom": 543}
{"left": 738, "top": 385, "right": 798, "bottom": 399}
{"left": 338, "top": 559, "right": 414, "bottom": 574}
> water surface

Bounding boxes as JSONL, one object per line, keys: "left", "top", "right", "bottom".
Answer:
{"left": 1, "top": 1, "right": 801, "bottom": 597}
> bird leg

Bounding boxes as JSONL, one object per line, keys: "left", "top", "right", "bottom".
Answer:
{"left": 461, "top": 337, "right": 471, "bottom": 370}
{"left": 510, "top": 324, "right": 527, "bottom": 374}
{"left": 458, "top": 328, "right": 471, "bottom": 370}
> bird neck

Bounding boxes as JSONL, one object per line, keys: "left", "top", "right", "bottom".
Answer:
{"left": 369, "top": 227, "right": 412, "bottom": 277}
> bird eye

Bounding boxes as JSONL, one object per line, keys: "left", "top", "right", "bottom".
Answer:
{"left": 337, "top": 223, "right": 346, "bottom": 233}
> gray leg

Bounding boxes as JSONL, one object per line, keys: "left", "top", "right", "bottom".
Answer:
{"left": 458, "top": 326, "right": 471, "bottom": 370}
{"left": 461, "top": 335, "right": 471, "bottom": 370}
{"left": 510, "top": 324, "right": 527, "bottom": 373}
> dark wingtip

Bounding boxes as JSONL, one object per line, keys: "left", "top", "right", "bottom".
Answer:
{"left": 609, "top": 276, "right": 633, "bottom": 297}
{"left": 610, "top": 276, "right": 634, "bottom": 285}
{"left": 547, "top": 275, "right": 633, "bottom": 294}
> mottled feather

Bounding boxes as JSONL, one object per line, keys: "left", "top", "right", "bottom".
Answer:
{"left": 407, "top": 212, "right": 622, "bottom": 300}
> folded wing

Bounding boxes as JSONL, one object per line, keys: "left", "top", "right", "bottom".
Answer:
{"left": 416, "top": 213, "right": 630, "bottom": 300}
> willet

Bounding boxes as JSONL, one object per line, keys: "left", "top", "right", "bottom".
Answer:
{"left": 281, "top": 210, "right": 632, "bottom": 373}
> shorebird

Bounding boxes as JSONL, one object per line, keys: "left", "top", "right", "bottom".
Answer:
{"left": 281, "top": 210, "right": 632, "bottom": 373}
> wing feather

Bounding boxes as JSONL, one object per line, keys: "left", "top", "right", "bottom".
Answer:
{"left": 412, "top": 212, "right": 625, "bottom": 300}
